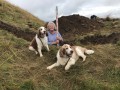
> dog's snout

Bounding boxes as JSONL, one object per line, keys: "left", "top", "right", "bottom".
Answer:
{"left": 71, "top": 50, "right": 73, "bottom": 54}
{"left": 44, "top": 31, "right": 46, "bottom": 34}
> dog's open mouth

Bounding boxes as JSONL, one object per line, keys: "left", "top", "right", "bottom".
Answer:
{"left": 40, "top": 33, "right": 45, "bottom": 38}
{"left": 67, "top": 54, "right": 72, "bottom": 57}
{"left": 66, "top": 50, "right": 73, "bottom": 57}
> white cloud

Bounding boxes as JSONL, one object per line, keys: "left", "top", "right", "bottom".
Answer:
{"left": 6, "top": 0, "right": 120, "bottom": 21}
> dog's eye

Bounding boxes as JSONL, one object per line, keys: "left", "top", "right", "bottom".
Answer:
{"left": 66, "top": 48, "right": 68, "bottom": 49}
{"left": 40, "top": 29, "right": 42, "bottom": 30}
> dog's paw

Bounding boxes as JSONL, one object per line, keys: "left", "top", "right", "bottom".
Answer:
{"left": 65, "top": 66, "right": 70, "bottom": 71}
{"left": 82, "top": 59, "right": 86, "bottom": 62}
{"left": 35, "top": 51, "right": 38, "bottom": 54}
{"left": 47, "top": 66, "right": 52, "bottom": 70}
{"left": 47, "top": 49, "right": 50, "bottom": 52}
{"left": 40, "top": 55, "right": 43, "bottom": 57}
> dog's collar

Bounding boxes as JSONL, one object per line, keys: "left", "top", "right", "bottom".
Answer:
{"left": 65, "top": 57, "right": 71, "bottom": 67}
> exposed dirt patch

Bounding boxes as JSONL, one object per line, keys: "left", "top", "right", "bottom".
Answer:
{"left": 54, "top": 14, "right": 104, "bottom": 39}
{"left": 1, "top": 15, "right": 120, "bottom": 45}
{"left": 0, "top": 21, "right": 36, "bottom": 41}
{"left": 0, "top": 15, "right": 103, "bottom": 42}
{"left": 80, "top": 33, "right": 120, "bottom": 45}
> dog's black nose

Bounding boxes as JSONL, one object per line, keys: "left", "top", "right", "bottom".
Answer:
{"left": 71, "top": 50, "right": 73, "bottom": 54}
{"left": 44, "top": 31, "right": 46, "bottom": 34}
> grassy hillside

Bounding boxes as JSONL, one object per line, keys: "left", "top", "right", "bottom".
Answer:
{"left": 0, "top": 28, "right": 120, "bottom": 90}
{"left": 0, "top": 0, "right": 44, "bottom": 29}
{"left": 0, "top": 0, "right": 120, "bottom": 89}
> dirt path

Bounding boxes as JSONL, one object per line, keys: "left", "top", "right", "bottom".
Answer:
{"left": 80, "top": 33, "right": 120, "bottom": 45}
{"left": 0, "top": 21, "right": 36, "bottom": 41}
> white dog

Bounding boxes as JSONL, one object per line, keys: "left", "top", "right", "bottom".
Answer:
{"left": 29, "top": 26, "right": 49, "bottom": 57}
{"left": 47, "top": 44, "right": 94, "bottom": 70}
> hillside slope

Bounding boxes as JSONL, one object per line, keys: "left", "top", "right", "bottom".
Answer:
{"left": 0, "top": 28, "right": 120, "bottom": 90}
{"left": 0, "top": 0, "right": 120, "bottom": 90}
{"left": 0, "top": 0, "right": 44, "bottom": 29}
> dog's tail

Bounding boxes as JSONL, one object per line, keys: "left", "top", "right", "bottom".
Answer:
{"left": 85, "top": 49, "right": 94, "bottom": 54}
{"left": 75, "top": 46, "right": 94, "bottom": 56}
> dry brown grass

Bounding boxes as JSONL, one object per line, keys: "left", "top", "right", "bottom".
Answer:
{"left": 0, "top": 0, "right": 120, "bottom": 89}
{"left": 0, "top": 29, "right": 120, "bottom": 90}
{"left": 0, "top": 0, "right": 45, "bottom": 29}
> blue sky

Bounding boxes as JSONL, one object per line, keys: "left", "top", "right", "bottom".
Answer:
{"left": 6, "top": 0, "right": 120, "bottom": 22}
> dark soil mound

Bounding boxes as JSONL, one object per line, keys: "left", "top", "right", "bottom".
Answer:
{"left": 0, "top": 21, "right": 36, "bottom": 41}
{"left": 80, "top": 33, "right": 120, "bottom": 45}
{"left": 54, "top": 14, "right": 104, "bottom": 38}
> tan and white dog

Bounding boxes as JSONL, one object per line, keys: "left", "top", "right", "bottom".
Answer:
{"left": 47, "top": 44, "right": 94, "bottom": 70}
{"left": 29, "top": 26, "right": 49, "bottom": 57}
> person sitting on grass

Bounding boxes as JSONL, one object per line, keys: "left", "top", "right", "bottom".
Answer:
{"left": 47, "top": 22, "right": 63, "bottom": 46}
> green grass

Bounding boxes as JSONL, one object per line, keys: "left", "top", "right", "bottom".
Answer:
{"left": 0, "top": 0, "right": 45, "bottom": 29}
{"left": 0, "top": 1, "right": 120, "bottom": 89}
{"left": 0, "top": 29, "right": 120, "bottom": 90}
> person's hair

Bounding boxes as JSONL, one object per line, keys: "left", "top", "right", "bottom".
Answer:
{"left": 47, "top": 22, "right": 56, "bottom": 30}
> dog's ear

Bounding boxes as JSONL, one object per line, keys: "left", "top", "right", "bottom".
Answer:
{"left": 59, "top": 48, "right": 65, "bottom": 57}
{"left": 45, "top": 28, "right": 48, "bottom": 36}
{"left": 46, "top": 31, "right": 48, "bottom": 36}
{"left": 38, "top": 30, "right": 41, "bottom": 38}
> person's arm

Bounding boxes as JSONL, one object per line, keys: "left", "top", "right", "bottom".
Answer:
{"left": 52, "top": 40, "right": 59, "bottom": 44}
{"left": 48, "top": 40, "right": 59, "bottom": 45}
{"left": 48, "top": 41, "right": 52, "bottom": 45}
{"left": 56, "top": 32, "right": 63, "bottom": 41}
